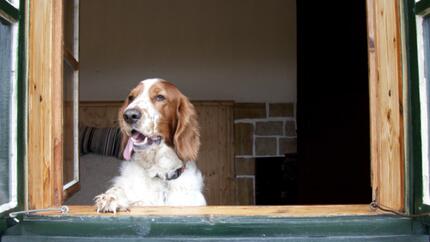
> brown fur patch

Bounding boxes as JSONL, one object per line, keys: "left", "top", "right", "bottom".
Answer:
{"left": 118, "top": 79, "right": 200, "bottom": 161}
{"left": 149, "top": 81, "right": 179, "bottom": 147}
{"left": 173, "top": 94, "right": 200, "bottom": 161}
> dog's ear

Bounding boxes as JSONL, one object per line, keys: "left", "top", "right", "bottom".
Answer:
{"left": 174, "top": 94, "right": 200, "bottom": 161}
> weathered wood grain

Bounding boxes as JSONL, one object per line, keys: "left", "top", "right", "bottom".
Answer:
{"left": 28, "top": 0, "right": 64, "bottom": 209}
{"left": 39, "top": 204, "right": 381, "bottom": 217}
{"left": 366, "top": 0, "right": 405, "bottom": 212}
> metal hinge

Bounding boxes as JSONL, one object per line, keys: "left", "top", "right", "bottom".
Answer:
{"left": 9, "top": 206, "right": 69, "bottom": 222}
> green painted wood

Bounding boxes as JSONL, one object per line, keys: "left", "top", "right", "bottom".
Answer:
{"left": 1, "top": 1, "right": 430, "bottom": 241}
{"left": 404, "top": 0, "right": 430, "bottom": 218}
{"left": 416, "top": 0, "right": 430, "bottom": 15}
{"left": 14, "top": 0, "right": 25, "bottom": 216}
{"left": 0, "top": 0, "right": 19, "bottom": 21}
{"left": 405, "top": 0, "right": 423, "bottom": 216}
{"left": 2, "top": 235, "right": 429, "bottom": 242}
{"left": 0, "top": 0, "right": 25, "bottom": 235}
{"left": 1, "top": 215, "right": 428, "bottom": 241}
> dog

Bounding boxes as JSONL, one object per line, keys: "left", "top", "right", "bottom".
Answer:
{"left": 95, "top": 78, "right": 206, "bottom": 213}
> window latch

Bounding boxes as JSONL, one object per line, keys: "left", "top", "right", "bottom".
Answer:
{"left": 9, "top": 206, "right": 69, "bottom": 223}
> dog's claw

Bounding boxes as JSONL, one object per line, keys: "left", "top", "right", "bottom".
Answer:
{"left": 95, "top": 193, "right": 119, "bottom": 213}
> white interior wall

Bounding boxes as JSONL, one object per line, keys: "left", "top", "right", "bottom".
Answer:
{"left": 80, "top": 0, "right": 296, "bottom": 102}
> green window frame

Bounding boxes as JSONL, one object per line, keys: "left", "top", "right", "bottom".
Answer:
{"left": 405, "top": 0, "right": 430, "bottom": 215}
{"left": 2, "top": 1, "right": 430, "bottom": 240}
{"left": 0, "top": 0, "right": 25, "bottom": 231}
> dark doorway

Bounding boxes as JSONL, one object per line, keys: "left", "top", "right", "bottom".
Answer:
{"left": 255, "top": 155, "right": 298, "bottom": 205}
{"left": 296, "top": 1, "right": 371, "bottom": 204}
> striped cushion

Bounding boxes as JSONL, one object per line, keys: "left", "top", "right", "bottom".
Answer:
{"left": 80, "top": 126, "right": 123, "bottom": 158}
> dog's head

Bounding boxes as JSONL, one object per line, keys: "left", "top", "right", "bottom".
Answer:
{"left": 119, "top": 78, "right": 200, "bottom": 162}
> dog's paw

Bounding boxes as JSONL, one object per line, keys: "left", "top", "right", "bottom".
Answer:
{"left": 94, "top": 193, "right": 128, "bottom": 214}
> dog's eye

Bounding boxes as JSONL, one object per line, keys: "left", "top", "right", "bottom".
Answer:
{"left": 128, "top": 95, "right": 135, "bottom": 102}
{"left": 155, "top": 95, "right": 165, "bottom": 102}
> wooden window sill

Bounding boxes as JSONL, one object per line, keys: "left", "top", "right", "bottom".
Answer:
{"left": 39, "top": 204, "right": 382, "bottom": 217}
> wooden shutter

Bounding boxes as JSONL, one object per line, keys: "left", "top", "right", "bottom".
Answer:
{"left": 366, "top": 0, "right": 405, "bottom": 212}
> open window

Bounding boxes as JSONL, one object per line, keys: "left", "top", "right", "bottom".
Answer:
{"left": 25, "top": 0, "right": 406, "bottom": 216}
{"left": 0, "top": 0, "right": 24, "bottom": 217}
{"left": 62, "top": 0, "right": 80, "bottom": 201}
{"left": 0, "top": 0, "right": 19, "bottom": 214}
{"left": 407, "top": 0, "right": 430, "bottom": 215}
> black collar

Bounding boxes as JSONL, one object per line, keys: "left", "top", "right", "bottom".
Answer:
{"left": 166, "top": 166, "right": 185, "bottom": 181}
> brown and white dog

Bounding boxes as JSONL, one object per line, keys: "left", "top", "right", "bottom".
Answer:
{"left": 95, "top": 78, "right": 206, "bottom": 213}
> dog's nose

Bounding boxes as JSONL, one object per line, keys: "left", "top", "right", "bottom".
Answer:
{"left": 123, "top": 108, "right": 142, "bottom": 124}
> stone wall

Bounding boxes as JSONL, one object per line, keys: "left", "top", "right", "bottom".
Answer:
{"left": 234, "top": 103, "right": 297, "bottom": 204}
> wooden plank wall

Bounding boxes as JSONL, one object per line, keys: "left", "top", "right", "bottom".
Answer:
{"left": 79, "top": 101, "right": 236, "bottom": 205}
{"left": 194, "top": 102, "right": 236, "bottom": 205}
{"left": 28, "top": 0, "right": 63, "bottom": 209}
{"left": 79, "top": 101, "right": 122, "bottom": 127}
{"left": 366, "top": 0, "right": 405, "bottom": 212}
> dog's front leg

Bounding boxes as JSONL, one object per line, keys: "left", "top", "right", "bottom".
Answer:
{"left": 95, "top": 186, "right": 130, "bottom": 213}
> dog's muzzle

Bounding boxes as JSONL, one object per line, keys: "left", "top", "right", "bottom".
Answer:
{"left": 131, "top": 130, "right": 162, "bottom": 150}
{"left": 123, "top": 129, "right": 162, "bottom": 160}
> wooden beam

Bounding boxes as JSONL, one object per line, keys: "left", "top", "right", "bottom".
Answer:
{"left": 39, "top": 205, "right": 381, "bottom": 217}
{"left": 63, "top": 47, "right": 79, "bottom": 71}
{"left": 366, "top": 0, "right": 405, "bottom": 212}
{"left": 62, "top": 182, "right": 80, "bottom": 202}
{"left": 28, "top": 0, "right": 63, "bottom": 209}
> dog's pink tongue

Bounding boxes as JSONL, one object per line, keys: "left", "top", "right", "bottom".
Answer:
{"left": 123, "top": 138, "right": 134, "bottom": 160}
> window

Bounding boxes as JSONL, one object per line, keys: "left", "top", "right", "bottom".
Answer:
{"left": 63, "top": 0, "right": 80, "bottom": 199}
{"left": 417, "top": 14, "right": 430, "bottom": 206}
{"left": 0, "top": 0, "right": 20, "bottom": 214}
{"left": 407, "top": 0, "right": 430, "bottom": 213}
{"left": 3, "top": 0, "right": 430, "bottom": 240}
{"left": 25, "top": 0, "right": 405, "bottom": 217}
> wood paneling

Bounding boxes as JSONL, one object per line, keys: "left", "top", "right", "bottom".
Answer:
{"left": 28, "top": 0, "right": 64, "bottom": 209}
{"left": 39, "top": 205, "right": 381, "bottom": 217}
{"left": 195, "top": 102, "right": 236, "bottom": 205}
{"left": 79, "top": 101, "right": 122, "bottom": 127}
{"left": 366, "top": 0, "right": 405, "bottom": 212}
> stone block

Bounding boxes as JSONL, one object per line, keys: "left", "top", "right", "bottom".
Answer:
{"left": 235, "top": 158, "right": 255, "bottom": 176}
{"left": 255, "top": 137, "right": 277, "bottom": 156}
{"left": 255, "top": 121, "right": 283, "bottom": 136}
{"left": 236, "top": 177, "right": 255, "bottom": 205}
{"left": 279, "top": 137, "right": 297, "bottom": 155}
{"left": 285, "top": 120, "right": 297, "bottom": 137}
{"left": 234, "top": 123, "right": 254, "bottom": 155}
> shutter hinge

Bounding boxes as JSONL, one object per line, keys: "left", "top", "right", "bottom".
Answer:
{"left": 9, "top": 206, "right": 69, "bottom": 222}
